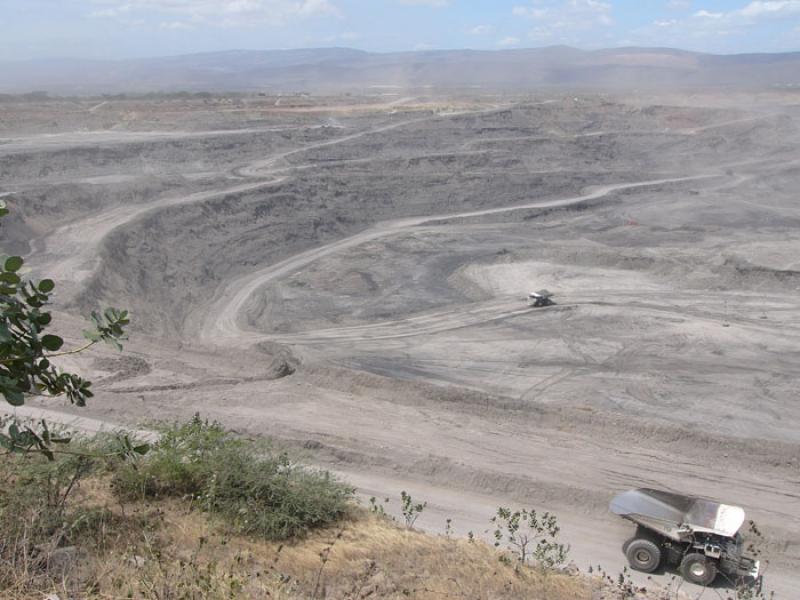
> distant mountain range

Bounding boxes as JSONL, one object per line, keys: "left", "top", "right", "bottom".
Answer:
{"left": 2, "top": 46, "right": 800, "bottom": 95}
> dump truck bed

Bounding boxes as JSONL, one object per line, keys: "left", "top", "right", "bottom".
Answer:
{"left": 610, "top": 488, "right": 746, "bottom": 541}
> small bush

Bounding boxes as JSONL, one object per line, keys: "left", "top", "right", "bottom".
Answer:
{"left": 112, "top": 416, "right": 354, "bottom": 540}
{"left": 0, "top": 434, "right": 108, "bottom": 534}
{"left": 111, "top": 416, "right": 234, "bottom": 499}
{"left": 0, "top": 436, "right": 111, "bottom": 591}
{"left": 400, "top": 490, "right": 427, "bottom": 529}
{"left": 491, "top": 507, "right": 569, "bottom": 569}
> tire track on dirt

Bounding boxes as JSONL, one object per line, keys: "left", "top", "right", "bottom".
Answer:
{"left": 28, "top": 105, "right": 514, "bottom": 298}
{"left": 199, "top": 173, "right": 716, "bottom": 344}
{"left": 29, "top": 177, "right": 287, "bottom": 290}
{"left": 0, "top": 126, "right": 301, "bottom": 155}
{"left": 233, "top": 104, "right": 511, "bottom": 177}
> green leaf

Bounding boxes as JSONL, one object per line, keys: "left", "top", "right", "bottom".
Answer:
{"left": 133, "top": 443, "right": 151, "bottom": 455}
{"left": 82, "top": 329, "right": 102, "bottom": 342}
{"left": 0, "top": 204, "right": 134, "bottom": 419}
{"left": 41, "top": 335, "right": 64, "bottom": 351}
{"left": 2, "top": 388, "right": 25, "bottom": 407}
{"left": 4, "top": 256, "right": 23, "bottom": 272}
{"left": 0, "top": 272, "right": 20, "bottom": 285}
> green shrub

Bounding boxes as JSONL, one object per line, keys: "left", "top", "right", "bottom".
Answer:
{"left": 112, "top": 416, "right": 354, "bottom": 540}
{"left": 491, "top": 507, "right": 569, "bottom": 569}
{"left": 111, "top": 416, "right": 233, "bottom": 499}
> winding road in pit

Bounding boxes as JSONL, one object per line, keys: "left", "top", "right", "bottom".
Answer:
{"left": 186, "top": 133, "right": 797, "bottom": 598}
{"left": 197, "top": 173, "right": 718, "bottom": 345}
{"left": 29, "top": 103, "right": 510, "bottom": 293}
{"left": 32, "top": 177, "right": 287, "bottom": 288}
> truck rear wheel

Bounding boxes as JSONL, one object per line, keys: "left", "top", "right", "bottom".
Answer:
{"left": 625, "top": 539, "right": 661, "bottom": 573}
{"left": 624, "top": 526, "right": 659, "bottom": 554}
{"left": 622, "top": 536, "right": 634, "bottom": 554}
{"left": 680, "top": 553, "right": 718, "bottom": 586}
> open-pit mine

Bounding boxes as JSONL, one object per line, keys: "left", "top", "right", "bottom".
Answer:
{"left": 2, "top": 91, "right": 799, "bottom": 594}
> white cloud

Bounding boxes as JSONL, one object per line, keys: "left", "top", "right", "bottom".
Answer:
{"left": 693, "top": 9, "right": 724, "bottom": 18}
{"left": 497, "top": 36, "right": 521, "bottom": 46}
{"left": 88, "top": 0, "right": 340, "bottom": 26}
{"left": 738, "top": 0, "right": 800, "bottom": 18}
{"left": 688, "top": 0, "right": 800, "bottom": 23}
{"left": 513, "top": 5, "right": 548, "bottom": 18}
{"left": 513, "top": 0, "right": 614, "bottom": 36}
{"left": 632, "top": 0, "right": 800, "bottom": 49}
{"left": 296, "top": 0, "right": 337, "bottom": 16}
{"left": 467, "top": 24, "right": 494, "bottom": 35}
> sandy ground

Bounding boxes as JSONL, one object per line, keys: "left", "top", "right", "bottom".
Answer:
{"left": 3, "top": 92, "right": 800, "bottom": 596}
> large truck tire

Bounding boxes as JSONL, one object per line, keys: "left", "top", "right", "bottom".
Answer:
{"left": 625, "top": 539, "right": 662, "bottom": 573}
{"left": 679, "top": 553, "right": 718, "bottom": 586}
{"left": 622, "top": 536, "right": 635, "bottom": 554}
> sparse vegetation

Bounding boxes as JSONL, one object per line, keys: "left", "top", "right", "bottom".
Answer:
{"left": 368, "top": 495, "right": 389, "bottom": 516}
{"left": 0, "top": 433, "right": 120, "bottom": 594}
{"left": 491, "top": 506, "right": 570, "bottom": 570}
{"left": 0, "top": 420, "right": 774, "bottom": 600}
{"left": 589, "top": 562, "right": 773, "bottom": 600}
{"left": 112, "top": 416, "right": 354, "bottom": 541}
{"left": 399, "top": 490, "right": 426, "bottom": 529}
{"left": 0, "top": 422, "right": 595, "bottom": 600}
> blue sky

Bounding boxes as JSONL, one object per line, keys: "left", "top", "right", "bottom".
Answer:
{"left": 2, "top": 0, "right": 799, "bottom": 61}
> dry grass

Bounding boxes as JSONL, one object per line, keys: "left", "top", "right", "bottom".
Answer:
{"left": 0, "top": 471, "right": 596, "bottom": 600}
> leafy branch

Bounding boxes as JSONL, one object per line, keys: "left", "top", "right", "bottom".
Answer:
{"left": 491, "top": 507, "right": 569, "bottom": 569}
{"left": 0, "top": 417, "right": 149, "bottom": 461}
{"left": 0, "top": 199, "right": 135, "bottom": 459}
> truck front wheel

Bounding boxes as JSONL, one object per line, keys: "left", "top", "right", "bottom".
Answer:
{"left": 625, "top": 539, "right": 662, "bottom": 573}
{"left": 680, "top": 553, "right": 718, "bottom": 586}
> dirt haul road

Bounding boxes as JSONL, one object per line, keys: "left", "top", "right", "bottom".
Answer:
{"left": 26, "top": 105, "right": 509, "bottom": 292}
{"left": 5, "top": 95, "right": 800, "bottom": 597}
{"left": 29, "top": 177, "right": 287, "bottom": 291}
{"left": 198, "top": 174, "right": 716, "bottom": 344}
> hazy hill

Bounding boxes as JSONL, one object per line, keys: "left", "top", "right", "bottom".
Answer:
{"left": 1, "top": 46, "right": 799, "bottom": 94}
